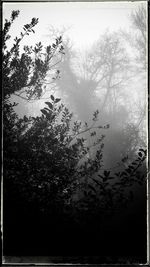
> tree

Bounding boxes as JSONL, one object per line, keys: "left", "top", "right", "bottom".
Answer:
{"left": 2, "top": 10, "right": 64, "bottom": 101}
{"left": 3, "top": 10, "right": 107, "bottom": 222}
{"left": 120, "top": 4, "right": 147, "bottom": 150}
{"left": 52, "top": 30, "right": 145, "bottom": 171}
{"left": 130, "top": 4, "right": 147, "bottom": 70}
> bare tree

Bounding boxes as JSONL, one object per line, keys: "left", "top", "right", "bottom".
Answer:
{"left": 131, "top": 4, "right": 147, "bottom": 68}
{"left": 122, "top": 4, "right": 147, "bottom": 71}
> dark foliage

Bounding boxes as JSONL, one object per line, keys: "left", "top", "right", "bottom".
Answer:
{"left": 3, "top": 11, "right": 147, "bottom": 260}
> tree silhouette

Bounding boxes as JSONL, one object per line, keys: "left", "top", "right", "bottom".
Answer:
{"left": 3, "top": 10, "right": 108, "bottom": 232}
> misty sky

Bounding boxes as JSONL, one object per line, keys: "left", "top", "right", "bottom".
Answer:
{"left": 3, "top": 1, "right": 147, "bottom": 50}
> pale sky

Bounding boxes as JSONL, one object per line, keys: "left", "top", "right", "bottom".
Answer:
{"left": 3, "top": 1, "right": 147, "bottom": 50}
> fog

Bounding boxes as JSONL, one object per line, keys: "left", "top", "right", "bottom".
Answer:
{"left": 3, "top": 1, "right": 148, "bottom": 263}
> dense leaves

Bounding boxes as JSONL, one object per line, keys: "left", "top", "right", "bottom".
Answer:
{"left": 2, "top": 11, "right": 64, "bottom": 100}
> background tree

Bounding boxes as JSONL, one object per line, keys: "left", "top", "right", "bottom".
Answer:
{"left": 50, "top": 29, "right": 145, "bottom": 171}
{"left": 126, "top": 4, "right": 147, "bottom": 71}
{"left": 121, "top": 4, "right": 147, "bottom": 153}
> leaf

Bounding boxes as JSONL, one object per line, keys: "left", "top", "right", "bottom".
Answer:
{"left": 45, "top": 102, "right": 53, "bottom": 109}
{"left": 139, "top": 148, "right": 145, "bottom": 152}
{"left": 44, "top": 107, "right": 50, "bottom": 111}
{"left": 128, "top": 165, "right": 134, "bottom": 170}
{"left": 40, "top": 109, "right": 48, "bottom": 116}
{"left": 115, "top": 172, "right": 120, "bottom": 177}
{"left": 138, "top": 152, "right": 142, "bottom": 158}
{"left": 131, "top": 162, "right": 137, "bottom": 166}
{"left": 50, "top": 95, "right": 55, "bottom": 101}
{"left": 55, "top": 98, "right": 61, "bottom": 103}
{"left": 92, "top": 178, "right": 101, "bottom": 186}
{"left": 98, "top": 174, "right": 104, "bottom": 179}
